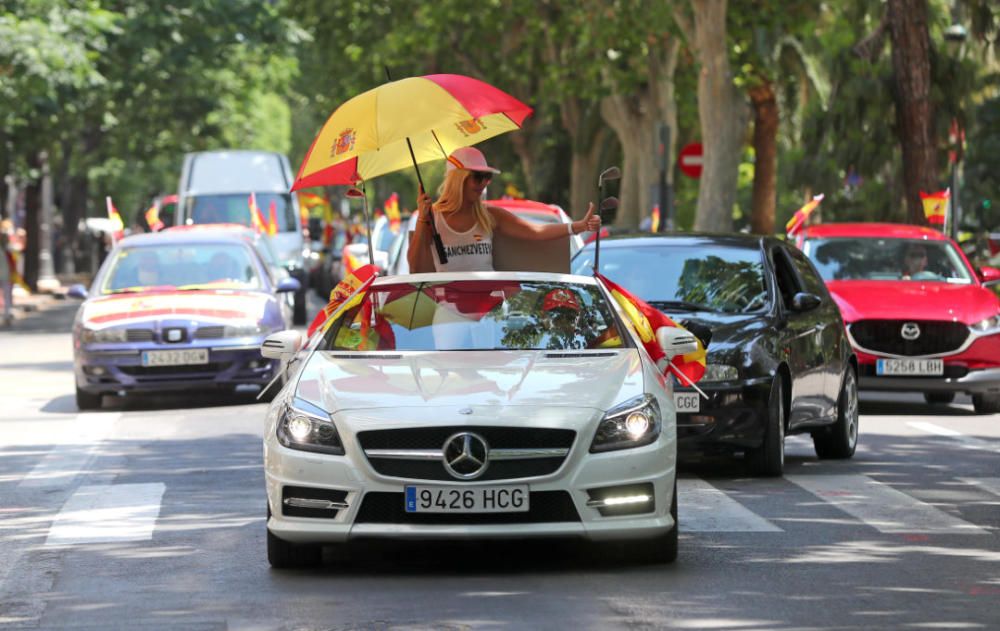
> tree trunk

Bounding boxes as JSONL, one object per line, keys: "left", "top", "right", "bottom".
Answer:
{"left": 691, "top": 0, "right": 748, "bottom": 232}
{"left": 887, "top": 0, "right": 937, "bottom": 224}
{"left": 23, "top": 167, "right": 41, "bottom": 291}
{"left": 569, "top": 126, "right": 609, "bottom": 219}
{"left": 509, "top": 116, "right": 540, "bottom": 200}
{"left": 749, "top": 81, "right": 779, "bottom": 235}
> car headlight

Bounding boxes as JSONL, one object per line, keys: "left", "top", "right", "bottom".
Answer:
{"left": 590, "top": 394, "right": 661, "bottom": 453}
{"left": 80, "top": 327, "right": 128, "bottom": 344}
{"left": 275, "top": 404, "right": 344, "bottom": 455}
{"left": 971, "top": 314, "right": 1000, "bottom": 334}
{"left": 701, "top": 363, "right": 739, "bottom": 382}
{"left": 223, "top": 323, "right": 264, "bottom": 338}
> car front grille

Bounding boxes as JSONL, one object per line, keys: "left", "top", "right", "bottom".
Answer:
{"left": 850, "top": 320, "right": 968, "bottom": 356}
{"left": 194, "top": 326, "right": 226, "bottom": 339}
{"left": 354, "top": 491, "right": 580, "bottom": 524}
{"left": 357, "top": 426, "right": 575, "bottom": 482}
{"left": 126, "top": 329, "right": 154, "bottom": 342}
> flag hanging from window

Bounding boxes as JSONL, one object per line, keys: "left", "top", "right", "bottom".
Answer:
{"left": 596, "top": 273, "right": 706, "bottom": 385}
{"left": 920, "top": 189, "right": 949, "bottom": 226}
{"left": 785, "top": 194, "right": 824, "bottom": 237}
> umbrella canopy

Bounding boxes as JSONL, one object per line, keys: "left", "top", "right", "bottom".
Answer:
{"left": 291, "top": 74, "right": 533, "bottom": 190}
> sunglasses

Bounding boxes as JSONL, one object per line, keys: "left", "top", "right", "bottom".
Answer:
{"left": 469, "top": 171, "right": 493, "bottom": 183}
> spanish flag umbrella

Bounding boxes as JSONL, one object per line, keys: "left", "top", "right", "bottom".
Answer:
{"left": 291, "top": 74, "right": 533, "bottom": 191}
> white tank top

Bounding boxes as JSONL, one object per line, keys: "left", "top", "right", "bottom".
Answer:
{"left": 432, "top": 211, "right": 494, "bottom": 272}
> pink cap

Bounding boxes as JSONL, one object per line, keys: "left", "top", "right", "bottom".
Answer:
{"left": 445, "top": 147, "right": 501, "bottom": 174}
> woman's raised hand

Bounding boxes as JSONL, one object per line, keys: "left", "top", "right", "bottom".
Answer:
{"left": 417, "top": 191, "right": 433, "bottom": 223}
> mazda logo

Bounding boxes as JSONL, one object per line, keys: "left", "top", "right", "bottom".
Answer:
{"left": 442, "top": 432, "right": 489, "bottom": 480}
{"left": 900, "top": 322, "right": 921, "bottom": 341}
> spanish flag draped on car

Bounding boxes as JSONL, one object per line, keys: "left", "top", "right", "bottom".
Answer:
{"left": 306, "top": 263, "right": 380, "bottom": 338}
{"left": 596, "top": 273, "right": 706, "bottom": 385}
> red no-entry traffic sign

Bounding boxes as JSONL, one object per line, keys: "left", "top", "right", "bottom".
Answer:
{"left": 678, "top": 142, "right": 703, "bottom": 179}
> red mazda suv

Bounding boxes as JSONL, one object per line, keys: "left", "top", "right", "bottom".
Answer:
{"left": 798, "top": 223, "right": 1000, "bottom": 414}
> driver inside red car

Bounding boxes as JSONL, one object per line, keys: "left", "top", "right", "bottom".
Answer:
{"left": 900, "top": 244, "right": 930, "bottom": 280}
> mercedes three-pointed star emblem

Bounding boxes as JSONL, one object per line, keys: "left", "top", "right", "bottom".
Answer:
{"left": 442, "top": 432, "right": 490, "bottom": 480}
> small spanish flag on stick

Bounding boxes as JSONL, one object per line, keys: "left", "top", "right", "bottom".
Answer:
{"left": 306, "top": 263, "right": 379, "bottom": 338}
{"left": 920, "top": 189, "right": 949, "bottom": 226}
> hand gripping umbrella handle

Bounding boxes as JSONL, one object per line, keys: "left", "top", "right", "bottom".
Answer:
{"left": 408, "top": 137, "right": 448, "bottom": 265}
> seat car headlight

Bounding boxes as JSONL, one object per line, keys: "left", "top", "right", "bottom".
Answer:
{"left": 275, "top": 404, "right": 344, "bottom": 455}
{"left": 590, "top": 394, "right": 661, "bottom": 453}
{"left": 223, "top": 323, "right": 264, "bottom": 338}
{"left": 701, "top": 363, "right": 738, "bottom": 382}
{"left": 971, "top": 314, "right": 1000, "bottom": 334}
{"left": 80, "top": 327, "right": 128, "bottom": 344}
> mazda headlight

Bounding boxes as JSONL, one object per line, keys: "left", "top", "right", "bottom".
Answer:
{"left": 275, "top": 404, "right": 344, "bottom": 455}
{"left": 701, "top": 363, "right": 739, "bottom": 382}
{"left": 80, "top": 327, "right": 127, "bottom": 344}
{"left": 590, "top": 394, "right": 661, "bottom": 453}
{"left": 223, "top": 323, "right": 264, "bottom": 338}
{"left": 971, "top": 314, "right": 1000, "bottom": 334}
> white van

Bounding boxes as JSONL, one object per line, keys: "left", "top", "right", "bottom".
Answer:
{"left": 176, "top": 150, "right": 310, "bottom": 324}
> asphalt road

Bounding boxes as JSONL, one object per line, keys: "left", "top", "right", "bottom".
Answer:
{"left": 1, "top": 301, "right": 998, "bottom": 630}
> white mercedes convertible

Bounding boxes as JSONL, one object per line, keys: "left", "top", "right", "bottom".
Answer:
{"left": 261, "top": 271, "right": 696, "bottom": 568}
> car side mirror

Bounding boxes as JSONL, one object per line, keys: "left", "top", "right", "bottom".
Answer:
{"left": 261, "top": 330, "right": 303, "bottom": 360}
{"left": 67, "top": 284, "right": 88, "bottom": 299}
{"left": 977, "top": 266, "right": 1000, "bottom": 286}
{"left": 791, "top": 292, "right": 822, "bottom": 312}
{"left": 276, "top": 277, "right": 301, "bottom": 293}
{"left": 656, "top": 327, "right": 700, "bottom": 359}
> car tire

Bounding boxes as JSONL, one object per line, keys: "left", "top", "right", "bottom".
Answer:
{"left": 813, "top": 368, "right": 859, "bottom": 459}
{"left": 293, "top": 290, "right": 308, "bottom": 326}
{"left": 972, "top": 393, "right": 1000, "bottom": 414}
{"left": 75, "top": 386, "right": 102, "bottom": 411}
{"left": 923, "top": 392, "right": 955, "bottom": 405}
{"left": 266, "top": 507, "right": 322, "bottom": 569}
{"left": 746, "top": 378, "right": 785, "bottom": 477}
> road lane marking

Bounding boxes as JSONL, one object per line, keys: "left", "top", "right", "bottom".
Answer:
{"left": 46, "top": 483, "right": 165, "bottom": 545}
{"left": 787, "top": 474, "right": 987, "bottom": 534}
{"left": 908, "top": 422, "right": 1000, "bottom": 455}
{"left": 17, "top": 412, "right": 119, "bottom": 490}
{"left": 958, "top": 478, "right": 1000, "bottom": 498}
{"left": 678, "top": 479, "right": 782, "bottom": 532}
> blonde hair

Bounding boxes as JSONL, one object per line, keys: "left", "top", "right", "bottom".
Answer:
{"left": 433, "top": 169, "right": 496, "bottom": 234}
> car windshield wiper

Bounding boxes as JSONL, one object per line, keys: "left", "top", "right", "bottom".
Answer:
{"left": 647, "top": 300, "right": 716, "bottom": 313}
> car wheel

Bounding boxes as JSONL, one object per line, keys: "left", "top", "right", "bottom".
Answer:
{"left": 747, "top": 377, "right": 785, "bottom": 477}
{"left": 972, "top": 393, "right": 1000, "bottom": 414}
{"left": 923, "top": 392, "right": 955, "bottom": 405}
{"left": 75, "top": 386, "right": 102, "bottom": 411}
{"left": 813, "top": 368, "right": 859, "bottom": 459}
{"left": 266, "top": 507, "right": 322, "bottom": 569}
{"left": 292, "top": 290, "right": 308, "bottom": 325}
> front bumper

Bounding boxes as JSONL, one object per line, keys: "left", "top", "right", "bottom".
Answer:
{"left": 75, "top": 343, "right": 276, "bottom": 394}
{"left": 264, "top": 421, "right": 677, "bottom": 545}
{"left": 675, "top": 377, "right": 771, "bottom": 455}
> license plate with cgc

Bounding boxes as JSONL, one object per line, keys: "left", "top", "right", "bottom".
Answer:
{"left": 405, "top": 485, "right": 529, "bottom": 513}
{"left": 141, "top": 349, "right": 209, "bottom": 367}
{"left": 674, "top": 392, "right": 700, "bottom": 413}
{"left": 876, "top": 358, "right": 944, "bottom": 376}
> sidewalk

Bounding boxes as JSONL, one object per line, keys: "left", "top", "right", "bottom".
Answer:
{"left": 1, "top": 284, "right": 74, "bottom": 328}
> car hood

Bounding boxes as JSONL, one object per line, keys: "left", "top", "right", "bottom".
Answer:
{"left": 826, "top": 280, "right": 999, "bottom": 324}
{"left": 294, "top": 349, "right": 644, "bottom": 413}
{"left": 80, "top": 290, "right": 272, "bottom": 327}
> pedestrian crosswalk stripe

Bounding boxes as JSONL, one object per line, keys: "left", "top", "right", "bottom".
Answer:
{"left": 46, "top": 483, "right": 165, "bottom": 545}
{"left": 787, "top": 474, "right": 988, "bottom": 534}
{"left": 958, "top": 477, "right": 1000, "bottom": 499}
{"left": 908, "top": 422, "right": 1000, "bottom": 455}
{"left": 18, "top": 412, "right": 119, "bottom": 490}
{"left": 678, "top": 479, "right": 783, "bottom": 532}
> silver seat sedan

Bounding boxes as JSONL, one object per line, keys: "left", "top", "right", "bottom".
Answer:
{"left": 261, "top": 271, "right": 695, "bottom": 568}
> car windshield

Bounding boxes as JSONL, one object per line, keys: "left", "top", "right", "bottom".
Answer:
{"left": 803, "top": 238, "right": 974, "bottom": 283}
{"left": 185, "top": 193, "right": 298, "bottom": 233}
{"left": 101, "top": 243, "right": 262, "bottom": 293}
{"left": 573, "top": 243, "right": 769, "bottom": 314}
{"left": 317, "top": 280, "right": 627, "bottom": 352}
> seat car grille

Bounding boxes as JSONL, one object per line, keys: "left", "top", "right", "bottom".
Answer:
{"left": 354, "top": 491, "right": 580, "bottom": 524}
{"left": 126, "top": 329, "right": 154, "bottom": 342}
{"left": 357, "top": 426, "right": 575, "bottom": 482}
{"left": 850, "top": 320, "right": 968, "bottom": 356}
{"left": 194, "top": 326, "right": 226, "bottom": 339}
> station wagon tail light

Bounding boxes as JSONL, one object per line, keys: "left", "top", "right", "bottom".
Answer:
{"left": 590, "top": 394, "right": 661, "bottom": 453}
{"left": 276, "top": 404, "right": 344, "bottom": 455}
{"left": 971, "top": 314, "right": 1000, "bottom": 334}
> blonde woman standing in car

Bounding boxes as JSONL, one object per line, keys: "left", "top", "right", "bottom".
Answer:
{"left": 407, "top": 147, "right": 601, "bottom": 273}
